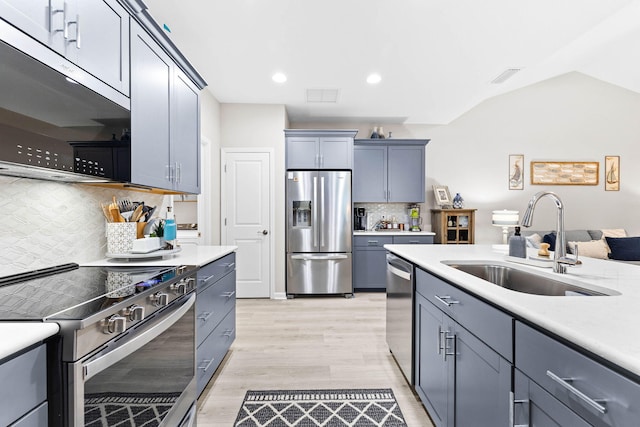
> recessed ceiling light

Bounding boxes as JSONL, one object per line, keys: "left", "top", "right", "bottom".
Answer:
{"left": 366, "top": 73, "right": 382, "bottom": 85}
{"left": 272, "top": 72, "right": 287, "bottom": 83}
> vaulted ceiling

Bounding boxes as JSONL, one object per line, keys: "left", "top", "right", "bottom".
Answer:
{"left": 145, "top": 0, "right": 640, "bottom": 124}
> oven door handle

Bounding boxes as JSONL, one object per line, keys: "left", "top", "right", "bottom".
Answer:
{"left": 83, "top": 293, "right": 195, "bottom": 381}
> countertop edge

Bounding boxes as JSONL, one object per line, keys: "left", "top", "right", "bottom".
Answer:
{"left": 82, "top": 245, "right": 238, "bottom": 267}
{"left": 0, "top": 323, "right": 59, "bottom": 361}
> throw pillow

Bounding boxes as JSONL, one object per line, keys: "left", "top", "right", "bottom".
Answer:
{"left": 605, "top": 236, "right": 640, "bottom": 261}
{"left": 567, "top": 240, "right": 609, "bottom": 259}
{"left": 525, "top": 233, "right": 542, "bottom": 249}
{"left": 602, "top": 229, "right": 627, "bottom": 238}
{"left": 542, "top": 233, "right": 556, "bottom": 250}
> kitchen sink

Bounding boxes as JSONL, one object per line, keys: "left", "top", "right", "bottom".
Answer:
{"left": 442, "top": 261, "right": 614, "bottom": 296}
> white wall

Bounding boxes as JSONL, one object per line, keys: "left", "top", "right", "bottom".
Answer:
{"left": 294, "top": 72, "right": 640, "bottom": 243}
{"left": 219, "top": 103, "right": 288, "bottom": 295}
{"left": 200, "top": 90, "right": 222, "bottom": 245}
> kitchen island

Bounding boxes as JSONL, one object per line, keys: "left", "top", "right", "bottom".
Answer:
{"left": 385, "top": 243, "right": 640, "bottom": 427}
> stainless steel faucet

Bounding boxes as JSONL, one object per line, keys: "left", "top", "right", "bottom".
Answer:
{"left": 521, "top": 191, "right": 579, "bottom": 273}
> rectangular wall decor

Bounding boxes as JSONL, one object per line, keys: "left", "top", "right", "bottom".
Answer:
{"left": 530, "top": 161, "right": 599, "bottom": 185}
{"left": 605, "top": 156, "right": 620, "bottom": 191}
{"left": 509, "top": 154, "right": 524, "bottom": 190}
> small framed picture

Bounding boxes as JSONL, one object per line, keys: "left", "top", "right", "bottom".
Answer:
{"left": 509, "top": 154, "right": 524, "bottom": 190}
{"left": 605, "top": 156, "right": 619, "bottom": 191}
{"left": 433, "top": 185, "right": 452, "bottom": 207}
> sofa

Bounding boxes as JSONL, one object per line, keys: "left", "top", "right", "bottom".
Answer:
{"left": 519, "top": 228, "right": 640, "bottom": 265}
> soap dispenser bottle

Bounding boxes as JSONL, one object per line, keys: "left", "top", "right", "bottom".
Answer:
{"left": 509, "top": 226, "right": 527, "bottom": 258}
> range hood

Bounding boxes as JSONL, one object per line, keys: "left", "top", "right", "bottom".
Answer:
{"left": 0, "top": 26, "right": 132, "bottom": 185}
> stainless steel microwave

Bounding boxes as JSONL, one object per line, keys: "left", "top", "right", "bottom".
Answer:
{"left": 0, "top": 20, "right": 131, "bottom": 183}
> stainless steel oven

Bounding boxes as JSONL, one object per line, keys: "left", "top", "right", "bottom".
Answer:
{"left": 0, "top": 263, "right": 198, "bottom": 427}
{"left": 67, "top": 292, "right": 196, "bottom": 426}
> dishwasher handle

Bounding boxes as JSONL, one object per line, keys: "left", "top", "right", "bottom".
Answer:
{"left": 386, "top": 254, "right": 412, "bottom": 281}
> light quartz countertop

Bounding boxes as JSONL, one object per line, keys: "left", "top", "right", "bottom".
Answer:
{"left": 384, "top": 243, "right": 640, "bottom": 378}
{"left": 82, "top": 244, "right": 237, "bottom": 267}
{"left": 0, "top": 323, "right": 59, "bottom": 360}
{"left": 354, "top": 231, "right": 435, "bottom": 236}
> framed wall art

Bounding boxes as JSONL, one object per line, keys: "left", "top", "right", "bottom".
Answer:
{"left": 509, "top": 154, "right": 524, "bottom": 190}
{"left": 433, "top": 185, "right": 452, "bottom": 207}
{"left": 605, "top": 156, "right": 620, "bottom": 191}
{"left": 530, "top": 161, "right": 599, "bottom": 186}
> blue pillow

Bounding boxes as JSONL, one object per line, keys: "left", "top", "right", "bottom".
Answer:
{"left": 605, "top": 236, "right": 640, "bottom": 261}
{"left": 543, "top": 232, "right": 556, "bottom": 250}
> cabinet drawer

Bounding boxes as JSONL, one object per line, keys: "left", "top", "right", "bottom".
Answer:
{"left": 416, "top": 268, "right": 512, "bottom": 361}
{"left": 393, "top": 235, "right": 433, "bottom": 244}
{"left": 353, "top": 235, "right": 393, "bottom": 247}
{"left": 196, "top": 270, "right": 236, "bottom": 346}
{"left": 516, "top": 321, "right": 640, "bottom": 426}
{"left": 196, "top": 307, "right": 236, "bottom": 395}
{"left": 0, "top": 344, "right": 47, "bottom": 427}
{"left": 197, "top": 253, "right": 236, "bottom": 292}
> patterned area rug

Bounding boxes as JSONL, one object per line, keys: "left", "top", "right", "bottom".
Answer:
{"left": 234, "top": 389, "right": 408, "bottom": 426}
{"left": 84, "top": 392, "right": 181, "bottom": 427}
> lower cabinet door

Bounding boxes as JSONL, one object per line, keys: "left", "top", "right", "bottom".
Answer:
{"left": 196, "top": 307, "right": 236, "bottom": 396}
{"left": 453, "top": 323, "right": 511, "bottom": 427}
{"left": 514, "top": 369, "right": 591, "bottom": 427}
{"left": 353, "top": 248, "right": 387, "bottom": 290}
{"left": 415, "top": 292, "right": 453, "bottom": 427}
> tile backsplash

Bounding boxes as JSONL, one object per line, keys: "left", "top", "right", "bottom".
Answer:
{"left": 0, "top": 176, "right": 166, "bottom": 275}
{"left": 355, "top": 202, "right": 427, "bottom": 230}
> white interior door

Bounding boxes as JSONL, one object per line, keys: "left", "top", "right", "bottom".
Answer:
{"left": 221, "top": 149, "right": 273, "bottom": 298}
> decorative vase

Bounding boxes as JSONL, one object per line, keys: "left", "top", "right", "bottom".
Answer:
{"left": 453, "top": 193, "right": 464, "bottom": 209}
{"left": 370, "top": 127, "right": 379, "bottom": 139}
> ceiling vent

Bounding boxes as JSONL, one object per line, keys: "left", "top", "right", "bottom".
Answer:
{"left": 306, "top": 89, "right": 340, "bottom": 103}
{"left": 491, "top": 68, "right": 521, "bottom": 84}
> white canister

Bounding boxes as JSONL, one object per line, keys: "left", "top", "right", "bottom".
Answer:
{"left": 106, "top": 222, "right": 137, "bottom": 254}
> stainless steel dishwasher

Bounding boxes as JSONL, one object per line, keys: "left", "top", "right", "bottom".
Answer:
{"left": 386, "top": 253, "right": 415, "bottom": 384}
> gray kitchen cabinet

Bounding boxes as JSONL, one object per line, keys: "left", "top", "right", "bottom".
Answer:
{"left": 414, "top": 268, "right": 512, "bottom": 427}
{"left": 353, "top": 140, "right": 429, "bottom": 203}
{"left": 353, "top": 236, "right": 392, "bottom": 290}
{"left": 353, "top": 235, "right": 433, "bottom": 291}
{"left": 285, "top": 129, "right": 357, "bottom": 170}
{"left": 196, "top": 253, "right": 236, "bottom": 396}
{"left": 0, "top": 344, "right": 48, "bottom": 427}
{"left": 0, "top": 0, "right": 130, "bottom": 95}
{"left": 513, "top": 369, "right": 591, "bottom": 427}
{"left": 515, "top": 321, "right": 640, "bottom": 427}
{"left": 130, "top": 21, "right": 201, "bottom": 193}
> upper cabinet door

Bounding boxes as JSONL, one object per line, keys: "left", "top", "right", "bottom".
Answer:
{"left": 319, "top": 137, "right": 353, "bottom": 169}
{"left": 286, "top": 137, "right": 320, "bottom": 169}
{"left": 130, "top": 22, "right": 172, "bottom": 190}
{"left": 0, "top": 0, "right": 67, "bottom": 53}
{"left": 171, "top": 68, "right": 201, "bottom": 193}
{"left": 388, "top": 145, "right": 425, "bottom": 202}
{"left": 353, "top": 145, "right": 387, "bottom": 202}
{"left": 73, "top": 0, "right": 130, "bottom": 95}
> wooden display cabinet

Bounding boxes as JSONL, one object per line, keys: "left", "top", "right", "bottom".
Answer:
{"left": 431, "top": 209, "right": 476, "bottom": 244}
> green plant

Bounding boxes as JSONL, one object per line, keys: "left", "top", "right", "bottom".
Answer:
{"left": 152, "top": 219, "right": 165, "bottom": 237}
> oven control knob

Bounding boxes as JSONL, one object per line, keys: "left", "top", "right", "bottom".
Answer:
{"left": 151, "top": 292, "right": 169, "bottom": 307}
{"left": 103, "top": 315, "right": 126, "bottom": 334}
{"left": 123, "top": 304, "right": 145, "bottom": 321}
{"left": 170, "top": 281, "right": 187, "bottom": 295}
{"left": 185, "top": 277, "right": 196, "bottom": 292}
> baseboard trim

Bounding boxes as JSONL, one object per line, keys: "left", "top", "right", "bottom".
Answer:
{"left": 272, "top": 292, "right": 287, "bottom": 300}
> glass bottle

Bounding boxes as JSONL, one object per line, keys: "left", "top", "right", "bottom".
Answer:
{"left": 164, "top": 206, "right": 177, "bottom": 243}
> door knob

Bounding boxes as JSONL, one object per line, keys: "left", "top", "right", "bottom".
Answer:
{"left": 260, "top": 230, "right": 268, "bottom": 235}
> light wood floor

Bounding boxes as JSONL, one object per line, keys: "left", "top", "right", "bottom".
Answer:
{"left": 196, "top": 292, "right": 434, "bottom": 427}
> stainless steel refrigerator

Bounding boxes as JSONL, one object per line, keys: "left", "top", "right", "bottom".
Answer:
{"left": 286, "top": 170, "right": 352, "bottom": 297}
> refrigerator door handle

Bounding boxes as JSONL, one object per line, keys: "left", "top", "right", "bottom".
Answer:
{"left": 313, "top": 176, "right": 318, "bottom": 248}
{"left": 320, "top": 176, "right": 325, "bottom": 248}
{"left": 291, "top": 254, "right": 348, "bottom": 261}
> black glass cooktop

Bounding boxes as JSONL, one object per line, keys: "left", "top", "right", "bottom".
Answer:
{"left": 0, "top": 264, "right": 187, "bottom": 321}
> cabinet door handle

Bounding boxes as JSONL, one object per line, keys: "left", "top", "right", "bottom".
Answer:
{"left": 443, "top": 333, "right": 456, "bottom": 361}
{"left": 198, "top": 358, "right": 215, "bottom": 372}
{"left": 509, "top": 391, "right": 530, "bottom": 427}
{"left": 546, "top": 370, "right": 607, "bottom": 414}
{"left": 49, "top": 1, "right": 64, "bottom": 34}
{"left": 198, "top": 311, "right": 213, "bottom": 322}
{"left": 175, "top": 162, "right": 181, "bottom": 183}
{"left": 434, "top": 295, "right": 460, "bottom": 307}
{"left": 437, "top": 326, "right": 445, "bottom": 357}
{"left": 65, "top": 14, "right": 81, "bottom": 48}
